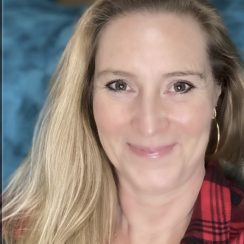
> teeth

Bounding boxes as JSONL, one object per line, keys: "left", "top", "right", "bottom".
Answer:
{"left": 147, "top": 152, "right": 160, "bottom": 158}
{"left": 127, "top": 143, "right": 174, "bottom": 159}
{"left": 145, "top": 149, "right": 160, "bottom": 153}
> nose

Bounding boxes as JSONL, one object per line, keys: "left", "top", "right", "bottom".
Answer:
{"left": 131, "top": 93, "right": 170, "bottom": 137}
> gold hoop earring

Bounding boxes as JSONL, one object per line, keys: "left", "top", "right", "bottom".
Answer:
{"left": 213, "top": 109, "right": 220, "bottom": 153}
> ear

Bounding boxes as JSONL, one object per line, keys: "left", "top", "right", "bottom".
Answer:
{"left": 214, "top": 84, "right": 222, "bottom": 107}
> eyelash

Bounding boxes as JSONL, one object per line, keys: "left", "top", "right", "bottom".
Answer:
{"left": 105, "top": 79, "right": 195, "bottom": 94}
{"left": 105, "top": 79, "right": 129, "bottom": 92}
{"left": 171, "top": 80, "right": 195, "bottom": 94}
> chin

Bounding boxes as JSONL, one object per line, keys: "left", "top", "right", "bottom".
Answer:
{"left": 133, "top": 168, "right": 184, "bottom": 194}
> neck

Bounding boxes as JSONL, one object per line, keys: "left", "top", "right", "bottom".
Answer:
{"left": 114, "top": 166, "right": 205, "bottom": 244}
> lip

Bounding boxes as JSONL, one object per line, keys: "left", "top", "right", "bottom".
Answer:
{"left": 128, "top": 143, "right": 175, "bottom": 159}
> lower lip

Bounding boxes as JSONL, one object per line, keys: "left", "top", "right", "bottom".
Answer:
{"left": 128, "top": 143, "right": 175, "bottom": 159}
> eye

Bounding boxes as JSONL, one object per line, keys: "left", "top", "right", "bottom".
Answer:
{"left": 105, "top": 79, "right": 129, "bottom": 92}
{"left": 172, "top": 81, "right": 194, "bottom": 94}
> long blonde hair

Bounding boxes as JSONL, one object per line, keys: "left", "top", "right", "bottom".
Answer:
{"left": 3, "top": 0, "right": 244, "bottom": 243}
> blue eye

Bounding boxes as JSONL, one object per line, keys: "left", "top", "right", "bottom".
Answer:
{"left": 173, "top": 81, "right": 194, "bottom": 93}
{"left": 105, "top": 79, "right": 128, "bottom": 92}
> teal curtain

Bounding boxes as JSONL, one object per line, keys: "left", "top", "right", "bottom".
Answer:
{"left": 3, "top": 0, "right": 244, "bottom": 186}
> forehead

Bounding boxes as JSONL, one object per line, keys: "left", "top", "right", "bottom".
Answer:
{"left": 95, "top": 11, "right": 209, "bottom": 73}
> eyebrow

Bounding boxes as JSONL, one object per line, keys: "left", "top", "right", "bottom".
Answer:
{"left": 95, "top": 69, "right": 206, "bottom": 80}
{"left": 164, "top": 71, "right": 206, "bottom": 79}
{"left": 95, "top": 70, "right": 136, "bottom": 79}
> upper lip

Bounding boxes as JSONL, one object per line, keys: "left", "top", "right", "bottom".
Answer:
{"left": 128, "top": 143, "right": 174, "bottom": 152}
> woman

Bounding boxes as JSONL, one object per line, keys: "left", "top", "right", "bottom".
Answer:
{"left": 3, "top": 0, "right": 244, "bottom": 243}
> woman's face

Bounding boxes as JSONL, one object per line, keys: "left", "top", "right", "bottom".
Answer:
{"left": 93, "top": 12, "right": 220, "bottom": 193}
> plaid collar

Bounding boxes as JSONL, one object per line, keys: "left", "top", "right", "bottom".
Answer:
{"left": 181, "top": 162, "right": 244, "bottom": 244}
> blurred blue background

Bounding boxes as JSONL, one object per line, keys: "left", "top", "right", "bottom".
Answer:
{"left": 3, "top": 0, "right": 244, "bottom": 187}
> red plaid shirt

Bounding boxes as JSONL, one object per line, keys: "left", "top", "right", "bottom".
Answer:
{"left": 4, "top": 163, "right": 244, "bottom": 243}
{"left": 181, "top": 162, "right": 244, "bottom": 244}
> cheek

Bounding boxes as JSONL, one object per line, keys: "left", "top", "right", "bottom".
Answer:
{"left": 93, "top": 94, "right": 127, "bottom": 140}
{"left": 174, "top": 100, "right": 212, "bottom": 139}
{"left": 93, "top": 94, "right": 131, "bottom": 168}
{"left": 169, "top": 99, "right": 213, "bottom": 167}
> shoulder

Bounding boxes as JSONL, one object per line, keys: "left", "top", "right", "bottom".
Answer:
{"left": 215, "top": 162, "right": 244, "bottom": 242}
{"left": 208, "top": 161, "right": 244, "bottom": 215}
{"left": 220, "top": 161, "right": 244, "bottom": 224}
{"left": 205, "top": 162, "right": 244, "bottom": 242}
{"left": 180, "top": 161, "right": 244, "bottom": 243}
{"left": 228, "top": 177, "right": 244, "bottom": 242}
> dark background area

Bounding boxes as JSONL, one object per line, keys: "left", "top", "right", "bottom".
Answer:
{"left": 3, "top": 0, "right": 244, "bottom": 186}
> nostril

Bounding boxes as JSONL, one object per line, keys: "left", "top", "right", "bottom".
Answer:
{"left": 131, "top": 106, "right": 170, "bottom": 137}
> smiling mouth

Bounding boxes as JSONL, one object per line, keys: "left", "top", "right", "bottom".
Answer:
{"left": 127, "top": 143, "right": 175, "bottom": 159}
